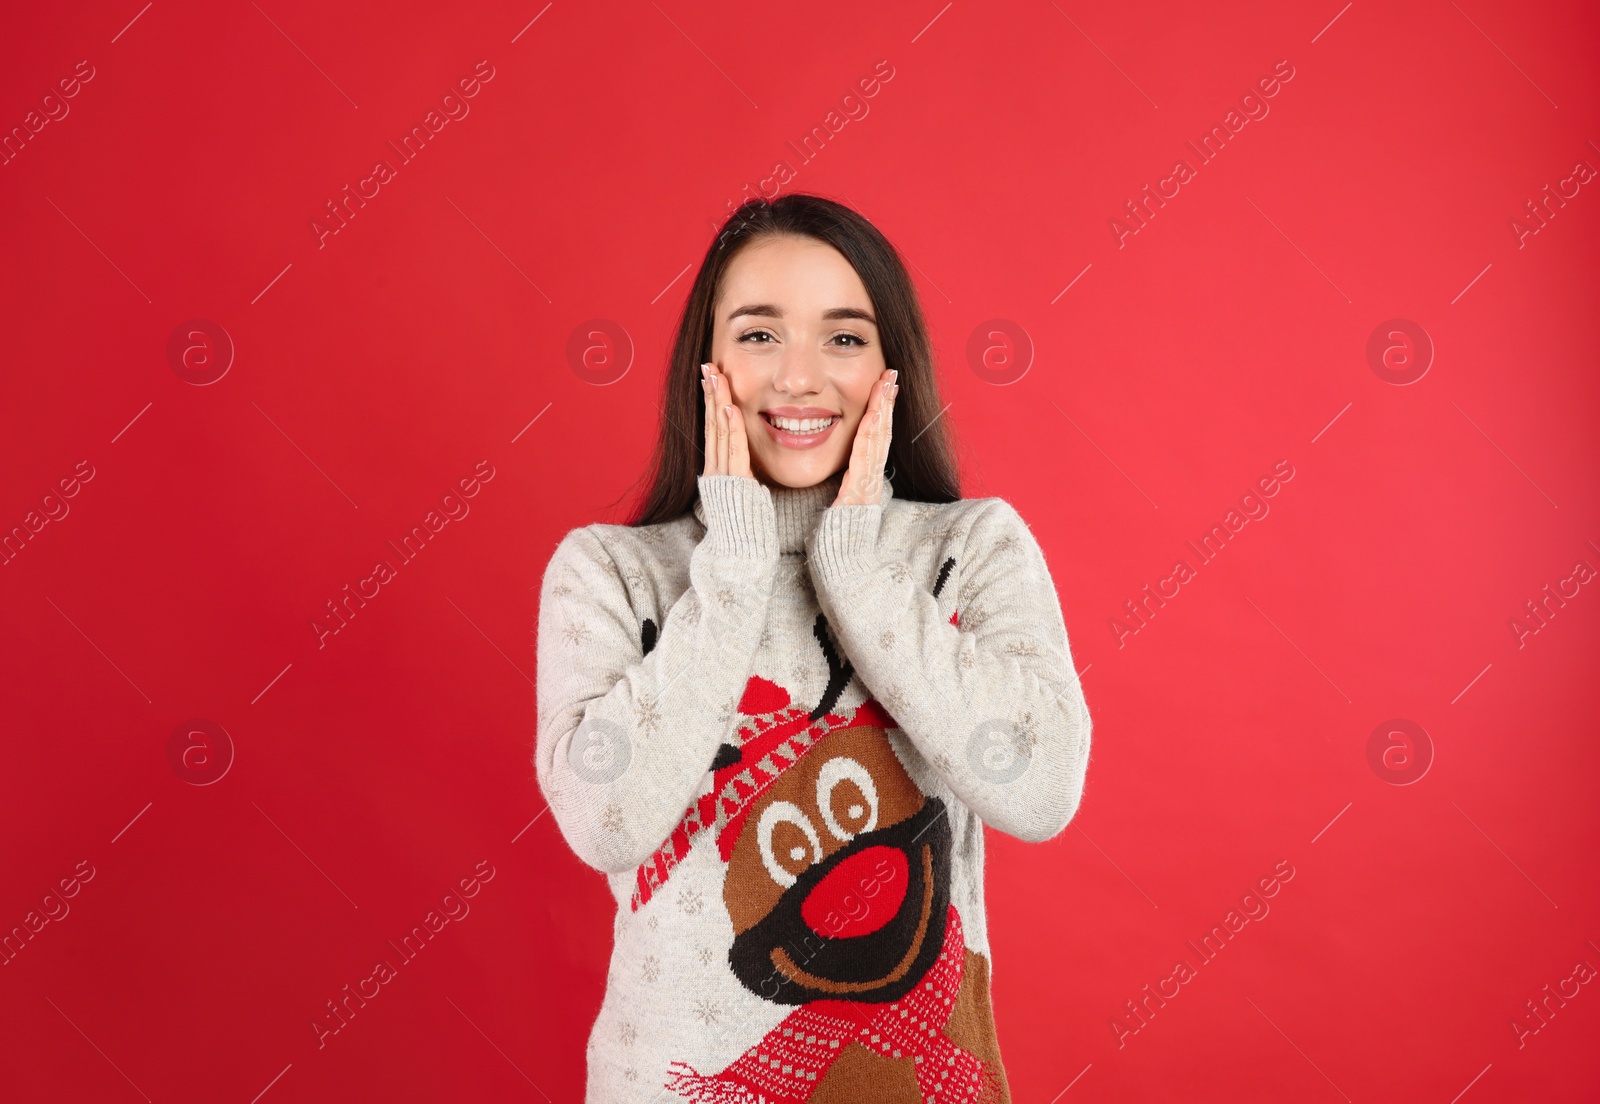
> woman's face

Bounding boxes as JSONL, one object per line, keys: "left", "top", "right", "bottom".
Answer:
{"left": 708, "top": 234, "right": 887, "bottom": 489}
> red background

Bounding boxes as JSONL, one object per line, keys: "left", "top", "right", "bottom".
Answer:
{"left": 2, "top": 1, "right": 1597, "bottom": 1100}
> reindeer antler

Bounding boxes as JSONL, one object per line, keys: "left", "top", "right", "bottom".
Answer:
{"left": 810, "top": 611, "right": 854, "bottom": 721}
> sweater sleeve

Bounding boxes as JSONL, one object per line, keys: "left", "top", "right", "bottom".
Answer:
{"left": 535, "top": 475, "right": 781, "bottom": 874}
{"left": 804, "top": 497, "right": 1092, "bottom": 843}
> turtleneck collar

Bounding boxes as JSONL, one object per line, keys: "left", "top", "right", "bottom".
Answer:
{"left": 694, "top": 470, "right": 895, "bottom": 555}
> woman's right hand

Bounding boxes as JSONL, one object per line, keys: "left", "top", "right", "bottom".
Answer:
{"left": 701, "top": 362, "right": 754, "bottom": 479}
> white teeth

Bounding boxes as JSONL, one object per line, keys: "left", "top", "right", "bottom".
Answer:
{"left": 770, "top": 415, "right": 835, "bottom": 433}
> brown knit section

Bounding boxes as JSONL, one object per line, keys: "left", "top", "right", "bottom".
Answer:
{"left": 945, "top": 948, "right": 1012, "bottom": 1102}
{"left": 809, "top": 1041, "right": 922, "bottom": 1103}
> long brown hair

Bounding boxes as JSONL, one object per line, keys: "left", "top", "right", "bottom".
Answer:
{"left": 626, "top": 193, "right": 963, "bottom": 527}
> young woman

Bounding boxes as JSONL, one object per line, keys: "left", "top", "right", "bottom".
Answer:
{"left": 535, "top": 194, "right": 1093, "bottom": 1103}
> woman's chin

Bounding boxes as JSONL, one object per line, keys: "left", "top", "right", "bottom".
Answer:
{"left": 754, "top": 450, "right": 844, "bottom": 489}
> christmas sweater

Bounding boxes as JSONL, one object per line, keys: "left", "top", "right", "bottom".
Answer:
{"left": 534, "top": 469, "right": 1093, "bottom": 1103}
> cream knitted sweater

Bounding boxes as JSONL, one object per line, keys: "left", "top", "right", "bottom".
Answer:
{"left": 534, "top": 469, "right": 1093, "bottom": 1103}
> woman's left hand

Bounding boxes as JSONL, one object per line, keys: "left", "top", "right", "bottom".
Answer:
{"left": 833, "top": 368, "right": 899, "bottom": 507}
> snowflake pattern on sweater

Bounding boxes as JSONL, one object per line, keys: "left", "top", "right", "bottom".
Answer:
{"left": 535, "top": 470, "right": 1092, "bottom": 1102}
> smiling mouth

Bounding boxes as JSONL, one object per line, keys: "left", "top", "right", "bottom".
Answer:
{"left": 767, "top": 843, "right": 936, "bottom": 995}
{"left": 727, "top": 797, "right": 952, "bottom": 1005}
{"left": 761, "top": 412, "right": 839, "bottom": 435}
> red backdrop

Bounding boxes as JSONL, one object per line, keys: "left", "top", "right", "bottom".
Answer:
{"left": 2, "top": 1, "right": 1597, "bottom": 1100}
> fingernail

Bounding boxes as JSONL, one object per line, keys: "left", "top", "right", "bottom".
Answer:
{"left": 700, "top": 363, "right": 711, "bottom": 376}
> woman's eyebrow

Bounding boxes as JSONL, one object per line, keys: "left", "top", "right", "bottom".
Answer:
{"left": 726, "top": 304, "right": 877, "bottom": 325}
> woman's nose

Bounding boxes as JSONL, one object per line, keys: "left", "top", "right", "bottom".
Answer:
{"left": 770, "top": 349, "right": 828, "bottom": 397}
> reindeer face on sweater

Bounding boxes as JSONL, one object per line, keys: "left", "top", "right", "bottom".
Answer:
{"left": 722, "top": 720, "right": 953, "bottom": 1006}
{"left": 630, "top": 610, "right": 956, "bottom": 1008}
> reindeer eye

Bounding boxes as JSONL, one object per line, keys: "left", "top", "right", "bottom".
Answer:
{"left": 817, "top": 756, "right": 879, "bottom": 843}
{"left": 757, "top": 801, "right": 821, "bottom": 888}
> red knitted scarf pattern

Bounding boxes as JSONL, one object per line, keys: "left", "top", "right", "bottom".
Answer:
{"left": 664, "top": 905, "right": 1002, "bottom": 1104}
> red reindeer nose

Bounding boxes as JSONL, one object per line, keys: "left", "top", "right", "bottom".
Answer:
{"left": 801, "top": 846, "right": 908, "bottom": 939}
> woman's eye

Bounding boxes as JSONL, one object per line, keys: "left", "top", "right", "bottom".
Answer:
{"left": 738, "top": 330, "right": 774, "bottom": 344}
{"left": 831, "top": 333, "right": 866, "bottom": 347}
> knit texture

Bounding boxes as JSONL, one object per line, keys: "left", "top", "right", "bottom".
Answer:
{"left": 535, "top": 470, "right": 1092, "bottom": 1102}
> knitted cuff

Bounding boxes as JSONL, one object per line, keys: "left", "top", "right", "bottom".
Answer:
{"left": 696, "top": 475, "right": 777, "bottom": 558}
{"left": 808, "top": 503, "right": 884, "bottom": 581}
